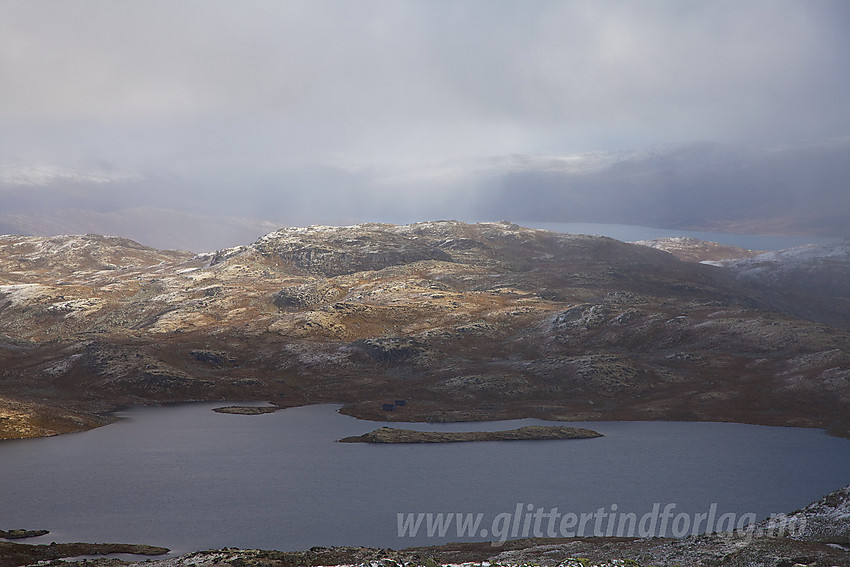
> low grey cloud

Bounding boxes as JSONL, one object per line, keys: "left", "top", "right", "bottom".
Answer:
{"left": 1, "top": 0, "right": 849, "bottom": 249}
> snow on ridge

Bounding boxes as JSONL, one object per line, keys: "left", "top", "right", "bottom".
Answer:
{"left": 254, "top": 220, "right": 531, "bottom": 241}
{"left": 708, "top": 240, "right": 850, "bottom": 270}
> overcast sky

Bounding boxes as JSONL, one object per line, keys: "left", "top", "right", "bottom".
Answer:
{"left": 1, "top": 0, "right": 849, "bottom": 246}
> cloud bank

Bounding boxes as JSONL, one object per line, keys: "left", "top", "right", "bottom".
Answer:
{"left": 1, "top": 1, "right": 849, "bottom": 249}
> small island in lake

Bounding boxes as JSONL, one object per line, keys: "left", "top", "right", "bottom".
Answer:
{"left": 0, "top": 529, "right": 49, "bottom": 540}
{"left": 212, "top": 406, "right": 279, "bottom": 415}
{"left": 339, "top": 425, "right": 602, "bottom": 444}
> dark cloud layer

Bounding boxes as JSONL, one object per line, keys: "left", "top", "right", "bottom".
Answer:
{"left": 1, "top": 1, "right": 849, "bottom": 248}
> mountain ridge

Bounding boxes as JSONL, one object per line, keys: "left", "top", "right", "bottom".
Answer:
{"left": 0, "top": 221, "right": 848, "bottom": 440}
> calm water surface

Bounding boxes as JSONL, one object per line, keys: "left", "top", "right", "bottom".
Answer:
{"left": 518, "top": 221, "right": 842, "bottom": 250}
{"left": 1, "top": 403, "right": 849, "bottom": 554}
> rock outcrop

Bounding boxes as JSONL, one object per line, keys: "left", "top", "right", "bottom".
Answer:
{"left": 758, "top": 484, "right": 850, "bottom": 546}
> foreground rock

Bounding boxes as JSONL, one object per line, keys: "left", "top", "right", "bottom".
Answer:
{"left": 8, "top": 537, "right": 849, "bottom": 567}
{"left": 339, "top": 425, "right": 603, "bottom": 443}
{"left": 0, "top": 541, "right": 168, "bottom": 567}
{"left": 69, "top": 534, "right": 850, "bottom": 567}
{"left": 3, "top": 485, "right": 849, "bottom": 567}
{"left": 758, "top": 484, "right": 850, "bottom": 546}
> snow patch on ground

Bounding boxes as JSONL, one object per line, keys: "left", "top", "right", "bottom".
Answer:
{"left": 47, "top": 298, "right": 105, "bottom": 317}
{"left": 0, "top": 284, "right": 52, "bottom": 307}
{"left": 715, "top": 241, "right": 850, "bottom": 271}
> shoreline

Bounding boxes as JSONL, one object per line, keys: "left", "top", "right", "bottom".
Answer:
{"left": 2, "top": 398, "right": 849, "bottom": 442}
{"left": 2, "top": 524, "right": 848, "bottom": 567}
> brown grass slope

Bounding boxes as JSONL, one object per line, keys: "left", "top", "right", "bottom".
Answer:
{"left": 0, "top": 221, "right": 848, "bottom": 439}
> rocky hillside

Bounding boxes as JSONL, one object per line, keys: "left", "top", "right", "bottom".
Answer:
{"left": 1, "top": 222, "right": 849, "bottom": 439}
{"left": 710, "top": 241, "right": 850, "bottom": 331}
{"left": 758, "top": 484, "right": 850, "bottom": 546}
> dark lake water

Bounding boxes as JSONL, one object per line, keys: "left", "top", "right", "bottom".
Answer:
{"left": 1, "top": 403, "right": 849, "bottom": 555}
{"left": 518, "top": 221, "right": 842, "bottom": 250}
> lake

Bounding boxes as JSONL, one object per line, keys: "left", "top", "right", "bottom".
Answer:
{"left": 518, "top": 221, "right": 842, "bottom": 250}
{"left": 1, "top": 403, "right": 848, "bottom": 555}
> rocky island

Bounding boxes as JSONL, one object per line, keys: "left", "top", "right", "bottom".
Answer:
{"left": 212, "top": 405, "right": 280, "bottom": 415}
{"left": 339, "top": 425, "right": 602, "bottom": 443}
{"left": 0, "top": 530, "right": 48, "bottom": 540}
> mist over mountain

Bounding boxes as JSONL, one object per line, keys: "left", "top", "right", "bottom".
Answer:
{"left": 473, "top": 139, "right": 850, "bottom": 236}
{"left": 2, "top": 139, "right": 848, "bottom": 251}
{"left": 3, "top": 2, "right": 850, "bottom": 251}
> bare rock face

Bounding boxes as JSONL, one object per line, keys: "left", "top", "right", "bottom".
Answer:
{"left": 353, "top": 337, "right": 430, "bottom": 363}
{"left": 0, "top": 221, "right": 849, "bottom": 438}
{"left": 273, "top": 282, "right": 344, "bottom": 309}
{"left": 758, "top": 484, "right": 850, "bottom": 546}
{"left": 251, "top": 224, "right": 453, "bottom": 276}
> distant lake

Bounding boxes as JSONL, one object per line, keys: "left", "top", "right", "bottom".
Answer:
{"left": 517, "top": 221, "right": 843, "bottom": 250}
{"left": 1, "top": 404, "right": 848, "bottom": 555}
